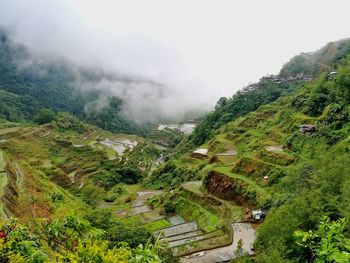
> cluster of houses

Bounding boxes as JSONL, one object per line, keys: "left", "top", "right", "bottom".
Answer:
{"left": 240, "top": 73, "right": 313, "bottom": 95}
{"left": 260, "top": 73, "right": 313, "bottom": 84}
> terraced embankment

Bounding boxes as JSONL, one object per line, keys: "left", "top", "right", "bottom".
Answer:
{"left": 130, "top": 180, "right": 258, "bottom": 259}
{"left": 128, "top": 189, "right": 232, "bottom": 256}
{"left": 0, "top": 151, "right": 8, "bottom": 218}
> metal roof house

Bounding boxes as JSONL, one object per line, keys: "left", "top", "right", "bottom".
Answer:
{"left": 191, "top": 148, "right": 208, "bottom": 159}
{"left": 251, "top": 209, "right": 266, "bottom": 220}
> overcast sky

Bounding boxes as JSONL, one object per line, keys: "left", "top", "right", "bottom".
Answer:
{"left": 1, "top": 0, "right": 350, "bottom": 121}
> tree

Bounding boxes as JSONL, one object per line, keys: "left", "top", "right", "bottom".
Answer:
{"left": 106, "top": 225, "right": 152, "bottom": 249}
{"left": 33, "top": 108, "right": 56, "bottom": 124}
{"left": 164, "top": 201, "right": 176, "bottom": 214}
{"left": 294, "top": 216, "right": 350, "bottom": 262}
{"left": 234, "top": 239, "right": 245, "bottom": 258}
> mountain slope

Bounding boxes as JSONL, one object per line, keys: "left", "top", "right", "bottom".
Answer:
{"left": 147, "top": 41, "right": 350, "bottom": 262}
{"left": 0, "top": 29, "right": 141, "bottom": 134}
{"left": 188, "top": 39, "right": 350, "bottom": 148}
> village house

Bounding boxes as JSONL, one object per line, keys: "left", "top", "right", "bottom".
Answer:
{"left": 299, "top": 124, "right": 316, "bottom": 134}
{"left": 244, "top": 208, "right": 266, "bottom": 221}
{"left": 251, "top": 209, "right": 266, "bottom": 220}
{"left": 191, "top": 148, "right": 208, "bottom": 159}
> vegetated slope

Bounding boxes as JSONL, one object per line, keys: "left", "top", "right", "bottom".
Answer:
{"left": 0, "top": 114, "right": 159, "bottom": 220}
{"left": 0, "top": 29, "right": 141, "bottom": 134}
{"left": 188, "top": 38, "right": 350, "bottom": 148}
{"left": 279, "top": 38, "right": 350, "bottom": 77}
{"left": 0, "top": 115, "right": 180, "bottom": 261}
{"left": 146, "top": 41, "right": 350, "bottom": 262}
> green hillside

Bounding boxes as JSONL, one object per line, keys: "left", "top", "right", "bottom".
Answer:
{"left": 0, "top": 115, "right": 175, "bottom": 262}
{"left": 145, "top": 40, "right": 350, "bottom": 262}
{"left": 187, "top": 39, "right": 350, "bottom": 148}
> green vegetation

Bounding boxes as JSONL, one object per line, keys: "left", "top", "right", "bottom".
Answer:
{"left": 187, "top": 80, "right": 298, "bottom": 148}
{"left": 280, "top": 39, "right": 350, "bottom": 77}
{"left": 294, "top": 216, "right": 350, "bottom": 262}
{"left": 0, "top": 215, "right": 164, "bottom": 262}
{"left": 145, "top": 160, "right": 200, "bottom": 189}
{"left": 33, "top": 108, "right": 56, "bottom": 125}
{"left": 143, "top": 219, "right": 171, "bottom": 232}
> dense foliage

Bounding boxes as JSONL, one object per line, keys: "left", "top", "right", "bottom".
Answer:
{"left": 294, "top": 216, "right": 350, "bottom": 262}
{"left": 33, "top": 109, "right": 56, "bottom": 125}
{"left": 93, "top": 165, "right": 143, "bottom": 191}
{"left": 0, "top": 214, "right": 163, "bottom": 263}
{"left": 280, "top": 39, "right": 350, "bottom": 78}
{"left": 188, "top": 80, "right": 298, "bottom": 147}
{"left": 145, "top": 161, "right": 200, "bottom": 189}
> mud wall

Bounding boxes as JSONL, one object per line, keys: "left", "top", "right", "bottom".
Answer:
{"left": 2, "top": 162, "right": 19, "bottom": 217}
{"left": 205, "top": 171, "right": 258, "bottom": 206}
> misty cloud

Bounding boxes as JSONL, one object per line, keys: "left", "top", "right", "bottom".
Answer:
{"left": 1, "top": 0, "right": 350, "bottom": 123}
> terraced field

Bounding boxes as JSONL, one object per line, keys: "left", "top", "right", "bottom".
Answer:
{"left": 127, "top": 189, "right": 235, "bottom": 255}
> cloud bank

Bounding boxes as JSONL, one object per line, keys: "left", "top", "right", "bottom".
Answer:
{"left": 1, "top": 0, "right": 350, "bottom": 123}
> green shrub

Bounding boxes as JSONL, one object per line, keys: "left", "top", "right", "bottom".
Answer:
{"left": 33, "top": 108, "right": 56, "bottom": 124}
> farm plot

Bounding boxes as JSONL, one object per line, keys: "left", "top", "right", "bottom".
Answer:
{"left": 130, "top": 190, "right": 163, "bottom": 216}
{"left": 167, "top": 229, "right": 224, "bottom": 248}
{"left": 161, "top": 230, "right": 203, "bottom": 243}
{"left": 140, "top": 211, "right": 166, "bottom": 223}
{"left": 155, "top": 222, "right": 199, "bottom": 238}
{"left": 167, "top": 215, "right": 185, "bottom": 225}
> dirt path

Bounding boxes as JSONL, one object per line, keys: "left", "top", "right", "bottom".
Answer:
{"left": 180, "top": 223, "right": 256, "bottom": 263}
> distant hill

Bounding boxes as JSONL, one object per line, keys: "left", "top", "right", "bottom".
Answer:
{"left": 280, "top": 38, "right": 350, "bottom": 77}
{"left": 187, "top": 38, "right": 350, "bottom": 148}
{"left": 0, "top": 29, "right": 141, "bottom": 134}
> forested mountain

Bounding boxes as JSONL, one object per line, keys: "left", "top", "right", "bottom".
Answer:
{"left": 188, "top": 39, "right": 350, "bottom": 148}
{"left": 0, "top": 29, "right": 140, "bottom": 134}
{"left": 280, "top": 38, "right": 350, "bottom": 77}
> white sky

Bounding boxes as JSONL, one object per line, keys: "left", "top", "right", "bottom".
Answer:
{"left": 1, "top": 0, "right": 350, "bottom": 120}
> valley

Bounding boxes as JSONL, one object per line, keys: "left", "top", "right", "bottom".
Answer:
{"left": 0, "top": 23, "right": 350, "bottom": 262}
{"left": 0, "top": 115, "right": 260, "bottom": 262}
